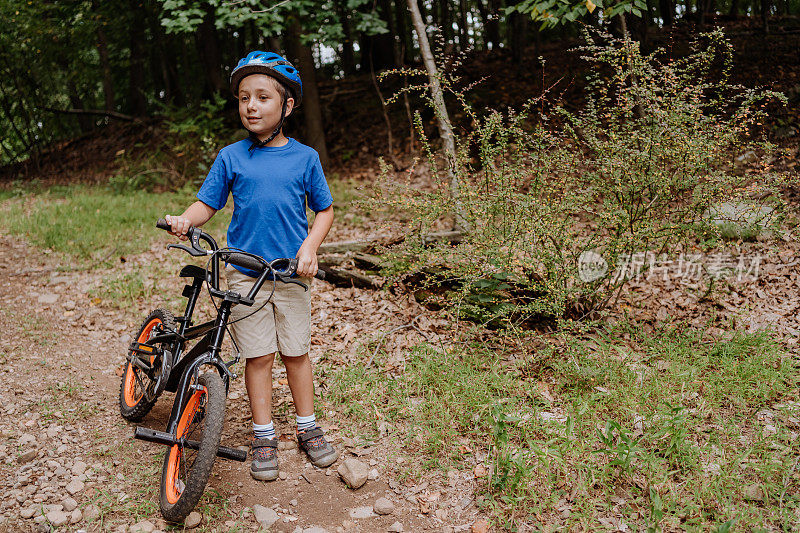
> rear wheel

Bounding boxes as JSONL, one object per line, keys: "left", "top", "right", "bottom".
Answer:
{"left": 119, "top": 309, "right": 175, "bottom": 422}
{"left": 159, "top": 372, "right": 225, "bottom": 523}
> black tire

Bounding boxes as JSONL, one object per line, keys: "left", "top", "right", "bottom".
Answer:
{"left": 159, "top": 372, "right": 225, "bottom": 523}
{"left": 119, "top": 309, "right": 175, "bottom": 422}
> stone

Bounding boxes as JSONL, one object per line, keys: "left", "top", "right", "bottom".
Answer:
{"left": 373, "top": 497, "right": 394, "bottom": 516}
{"left": 129, "top": 520, "right": 155, "bottom": 533}
{"left": 303, "top": 528, "right": 330, "bottom": 533}
{"left": 21, "top": 507, "right": 37, "bottom": 519}
{"left": 278, "top": 440, "right": 297, "bottom": 451}
{"left": 442, "top": 527, "right": 454, "bottom": 533}
{"left": 83, "top": 504, "right": 100, "bottom": 521}
{"left": 387, "top": 522, "right": 404, "bottom": 532}
{"left": 70, "top": 508, "right": 82, "bottom": 524}
{"left": 435, "top": 509, "right": 448, "bottom": 520}
{"left": 471, "top": 518, "right": 490, "bottom": 533}
{"left": 348, "top": 506, "right": 376, "bottom": 519}
{"left": 368, "top": 468, "right": 379, "bottom": 480}
{"left": 17, "top": 449, "right": 37, "bottom": 463}
{"left": 66, "top": 479, "right": 85, "bottom": 495}
{"left": 253, "top": 504, "right": 280, "bottom": 529}
{"left": 338, "top": 458, "right": 369, "bottom": 489}
{"left": 184, "top": 511, "right": 201, "bottom": 528}
{"left": 46, "top": 510, "right": 70, "bottom": 527}
{"left": 290, "top": 499, "right": 298, "bottom": 507}
{"left": 341, "top": 520, "right": 356, "bottom": 531}
{"left": 62, "top": 497, "right": 78, "bottom": 512}
{"left": 279, "top": 471, "right": 289, "bottom": 480}
{"left": 735, "top": 150, "right": 758, "bottom": 166}
{"left": 707, "top": 202, "right": 776, "bottom": 240}
{"left": 743, "top": 484, "right": 764, "bottom": 501}
{"left": 37, "top": 293, "right": 59, "bottom": 305}
{"left": 72, "top": 461, "right": 87, "bottom": 475}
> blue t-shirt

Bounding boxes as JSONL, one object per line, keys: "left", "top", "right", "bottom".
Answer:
{"left": 197, "top": 137, "right": 333, "bottom": 276}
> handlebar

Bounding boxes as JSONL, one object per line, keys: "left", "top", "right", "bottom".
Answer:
{"left": 156, "top": 219, "right": 326, "bottom": 287}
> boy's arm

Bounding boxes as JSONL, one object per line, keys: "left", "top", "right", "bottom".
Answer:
{"left": 165, "top": 201, "right": 217, "bottom": 241}
{"left": 296, "top": 205, "right": 334, "bottom": 278}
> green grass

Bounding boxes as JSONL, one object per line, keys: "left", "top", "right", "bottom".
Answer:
{"left": 327, "top": 322, "right": 799, "bottom": 531}
{"left": 0, "top": 183, "right": 233, "bottom": 269}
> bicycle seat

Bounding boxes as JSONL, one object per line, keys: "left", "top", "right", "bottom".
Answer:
{"left": 179, "top": 265, "right": 209, "bottom": 283}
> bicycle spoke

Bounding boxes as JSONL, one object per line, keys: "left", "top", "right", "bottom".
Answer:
{"left": 132, "top": 368, "right": 146, "bottom": 399}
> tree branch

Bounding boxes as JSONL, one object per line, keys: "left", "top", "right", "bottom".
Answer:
{"left": 41, "top": 107, "right": 135, "bottom": 121}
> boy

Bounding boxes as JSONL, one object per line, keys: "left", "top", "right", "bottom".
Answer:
{"left": 164, "top": 51, "right": 337, "bottom": 481}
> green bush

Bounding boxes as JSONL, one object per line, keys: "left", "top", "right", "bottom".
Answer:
{"left": 373, "top": 30, "right": 785, "bottom": 323}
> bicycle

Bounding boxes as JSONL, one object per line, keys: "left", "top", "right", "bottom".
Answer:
{"left": 118, "top": 219, "right": 324, "bottom": 522}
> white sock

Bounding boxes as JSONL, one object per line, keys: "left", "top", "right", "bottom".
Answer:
{"left": 296, "top": 413, "right": 316, "bottom": 431}
{"left": 253, "top": 421, "right": 275, "bottom": 440}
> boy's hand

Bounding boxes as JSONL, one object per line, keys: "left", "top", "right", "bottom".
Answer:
{"left": 165, "top": 214, "right": 192, "bottom": 241}
{"left": 295, "top": 242, "right": 318, "bottom": 278}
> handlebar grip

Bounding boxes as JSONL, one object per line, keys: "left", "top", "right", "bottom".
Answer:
{"left": 223, "top": 252, "right": 265, "bottom": 274}
{"left": 156, "top": 218, "right": 171, "bottom": 231}
{"left": 315, "top": 269, "right": 326, "bottom": 281}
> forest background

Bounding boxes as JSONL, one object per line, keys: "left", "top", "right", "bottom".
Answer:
{"left": 2, "top": 0, "right": 800, "bottom": 531}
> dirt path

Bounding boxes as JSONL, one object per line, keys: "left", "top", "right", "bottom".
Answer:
{"left": 0, "top": 234, "right": 481, "bottom": 533}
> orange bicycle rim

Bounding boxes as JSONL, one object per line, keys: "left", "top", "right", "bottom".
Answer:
{"left": 164, "top": 386, "right": 207, "bottom": 505}
{"left": 123, "top": 318, "right": 161, "bottom": 407}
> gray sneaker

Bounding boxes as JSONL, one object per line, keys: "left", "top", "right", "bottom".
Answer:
{"left": 250, "top": 438, "right": 279, "bottom": 481}
{"left": 297, "top": 427, "right": 339, "bottom": 468}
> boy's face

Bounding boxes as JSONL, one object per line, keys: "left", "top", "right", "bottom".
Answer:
{"left": 237, "top": 74, "right": 294, "bottom": 139}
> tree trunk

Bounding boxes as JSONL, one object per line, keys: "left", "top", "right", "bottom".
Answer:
{"left": 128, "top": 0, "right": 147, "bottom": 116}
{"left": 394, "top": 0, "right": 412, "bottom": 62}
{"left": 508, "top": 2, "right": 528, "bottom": 64}
{"left": 458, "top": 0, "right": 469, "bottom": 50}
{"left": 286, "top": 21, "right": 330, "bottom": 168}
{"left": 195, "top": 4, "right": 225, "bottom": 96}
{"left": 761, "top": 0, "right": 770, "bottom": 33}
{"left": 335, "top": 0, "right": 357, "bottom": 74}
{"left": 67, "top": 79, "right": 93, "bottom": 133}
{"left": 439, "top": 0, "right": 453, "bottom": 45}
{"left": 406, "top": 0, "right": 465, "bottom": 231}
{"left": 96, "top": 25, "right": 115, "bottom": 111}
{"left": 380, "top": 0, "right": 403, "bottom": 67}
{"left": 659, "top": 0, "right": 674, "bottom": 25}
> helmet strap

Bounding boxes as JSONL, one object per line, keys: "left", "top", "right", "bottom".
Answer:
{"left": 248, "top": 96, "right": 289, "bottom": 153}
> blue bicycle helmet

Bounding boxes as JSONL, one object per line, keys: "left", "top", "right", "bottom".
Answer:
{"left": 230, "top": 51, "right": 303, "bottom": 107}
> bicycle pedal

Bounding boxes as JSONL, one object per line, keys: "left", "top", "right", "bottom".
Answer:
{"left": 129, "top": 342, "right": 163, "bottom": 357}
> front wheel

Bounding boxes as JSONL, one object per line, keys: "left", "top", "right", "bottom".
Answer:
{"left": 159, "top": 372, "right": 225, "bottom": 523}
{"left": 119, "top": 309, "right": 175, "bottom": 422}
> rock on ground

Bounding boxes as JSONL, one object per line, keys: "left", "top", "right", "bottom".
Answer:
{"left": 185, "top": 511, "right": 202, "bottom": 528}
{"left": 338, "top": 458, "right": 369, "bottom": 489}
{"left": 83, "top": 504, "right": 100, "bottom": 521}
{"left": 129, "top": 520, "right": 155, "bottom": 533}
{"left": 387, "top": 521, "right": 404, "bottom": 532}
{"left": 46, "top": 510, "right": 69, "bottom": 527}
{"left": 348, "top": 506, "right": 376, "bottom": 519}
{"left": 65, "top": 479, "right": 85, "bottom": 495}
{"left": 62, "top": 497, "right": 78, "bottom": 512}
{"left": 253, "top": 504, "right": 280, "bottom": 529}
{"left": 471, "top": 518, "right": 490, "bottom": 533}
{"left": 373, "top": 497, "right": 395, "bottom": 516}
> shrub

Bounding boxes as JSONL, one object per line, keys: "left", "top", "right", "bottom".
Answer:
{"left": 373, "top": 30, "right": 785, "bottom": 324}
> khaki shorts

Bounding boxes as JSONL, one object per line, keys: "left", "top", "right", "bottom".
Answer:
{"left": 226, "top": 266, "right": 311, "bottom": 358}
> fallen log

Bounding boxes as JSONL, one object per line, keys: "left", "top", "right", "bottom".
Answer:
{"left": 318, "top": 263, "right": 383, "bottom": 290}
{"left": 318, "top": 230, "right": 463, "bottom": 255}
